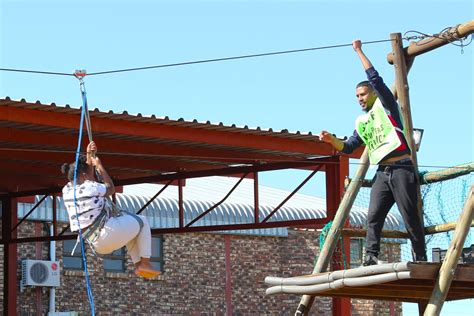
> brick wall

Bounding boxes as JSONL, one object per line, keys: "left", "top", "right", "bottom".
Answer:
{"left": 1, "top": 221, "right": 402, "bottom": 315}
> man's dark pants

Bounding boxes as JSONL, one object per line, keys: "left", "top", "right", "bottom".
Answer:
{"left": 365, "top": 159, "right": 426, "bottom": 259}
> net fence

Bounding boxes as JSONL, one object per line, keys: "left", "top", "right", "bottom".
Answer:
{"left": 351, "top": 167, "right": 473, "bottom": 262}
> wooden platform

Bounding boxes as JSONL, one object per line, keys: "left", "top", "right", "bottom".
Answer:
{"left": 315, "top": 262, "right": 474, "bottom": 302}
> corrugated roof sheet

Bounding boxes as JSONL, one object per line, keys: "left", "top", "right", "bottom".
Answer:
{"left": 17, "top": 176, "right": 405, "bottom": 238}
{"left": 1, "top": 96, "right": 319, "bottom": 140}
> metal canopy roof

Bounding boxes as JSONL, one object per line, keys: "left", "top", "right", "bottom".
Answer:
{"left": 0, "top": 97, "right": 361, "bottom": 195}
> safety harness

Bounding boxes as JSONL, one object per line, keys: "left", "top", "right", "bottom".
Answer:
{"left": 71, "top": 190, "right": 145, "bottom": 256}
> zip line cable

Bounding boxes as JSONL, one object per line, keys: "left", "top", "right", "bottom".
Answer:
{"left": 0, "top": 39, "right": 394, "bottom": 77}
{"left": 85, "top": 39, "right": 393, "bottom": 76}
{"left": 0, "top": 68, "right": 73, "bottom": 76}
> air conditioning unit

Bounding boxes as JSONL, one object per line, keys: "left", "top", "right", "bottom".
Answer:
{"left": 21, "top": 259, "right": 60, "bottom": 289}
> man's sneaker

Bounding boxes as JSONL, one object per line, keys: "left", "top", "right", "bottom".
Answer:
{"left": 362, "top": 254, "right": 378, "bottom": 266}
{"left": 415, "top": 254, "right": 427, "bottom": 262}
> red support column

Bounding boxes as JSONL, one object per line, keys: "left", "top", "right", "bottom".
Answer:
{"left": 2, "top": 196, "right": 18, "bottom": 315}
{"left": 325, "top": 156, "right": 351, "bottom": 316}
{"left": 253, "top": 171, "right": 259, "bottom": 224}
{"left": 178, "top": 179, "right": 184, "bottom": 228}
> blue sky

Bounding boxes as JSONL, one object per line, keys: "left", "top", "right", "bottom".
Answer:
{"left": 1, "top": 1, "right": 473, "bottom": 314}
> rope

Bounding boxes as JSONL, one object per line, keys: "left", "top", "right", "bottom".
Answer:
{"left": 73, "top": 76, "right": 96, "bottom": 315}
{"left": 319, "top": 221, "right": 348, "bottom": 269}
{"left": 317, "top": 221, "right": 348, "bottom": 269}
{"left": 404, "top": 26, "right": 473, "bottom": 54}
{"left": 77, "top": 71, "right": 124, "bottom": 218}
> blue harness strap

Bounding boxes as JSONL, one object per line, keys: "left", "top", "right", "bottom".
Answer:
{"left": 73, "top": 71, "right": 96, "bottom": 315}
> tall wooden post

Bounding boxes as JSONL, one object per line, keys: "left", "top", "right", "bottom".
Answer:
{"left": 390, "top": 33, "right": 424, "bottom": 224}
{"left": 424, "top": 186, "right": 474, "bottom": 315}
{"left": 390, "top": 33, "right": 419, "bottom": 168}
{"left": 295, "top": 150, "right": 369, "bottom": 315}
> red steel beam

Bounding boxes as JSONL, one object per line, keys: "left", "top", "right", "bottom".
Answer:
{"left": 136, "top": 180, "right": 172, "bottom": 215}
{"left": 2, "top": 196, "right": 18, "bottom": 315}
{"left": 0, "top": 105, "right": 336, "bottom": 156}
{"left": 0, "top": 159, "right": 167, "bottom": 191}
{"left": 1, "top": 158, "right": 333, "bottom": 197}
{"left": 11, "top": 194, "right": 49, "bottom": 232}
{"left": 0, "top": 126, "right": 309, "bottom": 163}
{"left": 0, "top": 149, "right": 231, "bottom": 178}
{"left": 261, "top": 165, "right": 323, "bottom": 223}
{"left": 185, "top": 173, "right": 248, "bottom": 227}
{"left": 5, "top": 218, "right": 329, "bottom": 244}
{"left": 150, "top": 218, "right": 328, "bottom": 234}
{"left": 114, "top": 158, "right": 334, "bottom": 186}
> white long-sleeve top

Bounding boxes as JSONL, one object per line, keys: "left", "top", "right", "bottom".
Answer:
{"left": 62, "top": 180, "right": 107, "bottom": 231}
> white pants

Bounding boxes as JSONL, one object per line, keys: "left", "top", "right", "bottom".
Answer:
{"left": 92, "top": 214, "right": 151, "bottom": 264}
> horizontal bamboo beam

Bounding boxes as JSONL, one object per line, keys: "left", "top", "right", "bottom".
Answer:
{"left": 341, "top": 220, "right": 474, "bottom": 239}
{"left": 422, "top": 162, "right": 474, "bottom": 184}
{"left": 387, "top": 20, "right": 474, "bottom": 64}
{"left": 345, "top": 162, "right": 473, "bottom": 188}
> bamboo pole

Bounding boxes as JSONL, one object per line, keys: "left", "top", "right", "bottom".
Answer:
{"left": 341, "top": 220, "right": 474, "bottom": 238}
{"left": 391, "top": 32, "right": 428, "bottom": 315}
{"left": 387, "top": 20, "right": 474, "bottom": 64}
{"left": 422, "top": 162, "right": 474, "bottom": 184}
{"left": 345, "top": 162, "right": 474, "bottom": 188}
{"left": 424, "top": 185, "right": 474, "bottom": 316}
{"left": 295, "top": 149, "right": 370, "bottom": 315}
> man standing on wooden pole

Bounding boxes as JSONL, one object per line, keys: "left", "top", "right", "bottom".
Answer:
{"left": 319, "top": 40, "right": 427, "bottom": 266}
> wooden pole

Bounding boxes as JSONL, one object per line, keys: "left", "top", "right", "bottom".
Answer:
{"left": 422, "top": 162, "right": 474, "bottom": 184}
{"left": 391, "top": 33, "right": 424, "bottom": 224}
{"left": 341, "top": 220, "right": 474, "bottom": 238}
{"left": 424, "top": 185, "right": 474, "bottom": 315}
{"left": 295, "top": 148, "right": 370, "bottom": 315}
{"left": 391, "top": 33, "right": 419, "bottom": 172}
{"left": 345, "top": 162, "right": 474, "bottom": 187}
{"left": 391, "top": 32, "right": 427, "bottom": 315}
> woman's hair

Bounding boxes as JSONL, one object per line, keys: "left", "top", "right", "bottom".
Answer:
{"left": 61, "top": 155, "right": 89, "bottom": 181}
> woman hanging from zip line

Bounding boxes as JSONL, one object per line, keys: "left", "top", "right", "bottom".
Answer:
{"left": 61, "top": 141, "right": 161, "bottom": 279}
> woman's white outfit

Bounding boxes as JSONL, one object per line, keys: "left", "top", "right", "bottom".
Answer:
{"left": 62, "top": 180, "right": 151, "bottom": 263}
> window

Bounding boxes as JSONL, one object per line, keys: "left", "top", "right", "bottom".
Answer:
{"left": 350, "top": 238, "right": 363, "bottom": 268}
{"left": 150, "top": 235, "right": 163, "bottom": 272}
{"left": 63, "top": 239, "right": 84, "bottom": 270}
{"left": 102, "top": 247, "right": 126, "bottom": 272}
